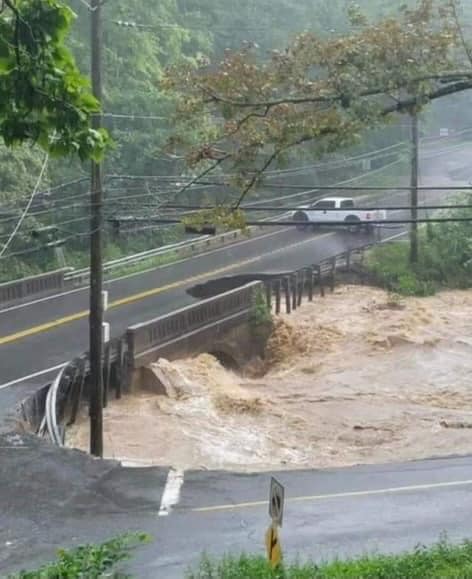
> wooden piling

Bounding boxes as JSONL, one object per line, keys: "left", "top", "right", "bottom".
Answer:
{"left": 275, "top": 279, "right": 281, "bottom": 314}
{"left": 284, "top": 277, "right": 291, "bottom": 314}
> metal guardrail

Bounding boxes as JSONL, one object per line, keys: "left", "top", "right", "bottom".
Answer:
{"left": 64, "top": 238, "right": 209, "bottom": 283}
{"left": 2, "top": 223, "right": 271, "bottom": 304}
{"left": 127, "top": 281, "right": 262, "bottom": 365}
{"left": 0, "top": 268, "right": 67, "bottom": 305}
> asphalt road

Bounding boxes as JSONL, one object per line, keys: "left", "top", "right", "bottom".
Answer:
{"left": 2, "top": 431, "right": 472, "bottom": 577}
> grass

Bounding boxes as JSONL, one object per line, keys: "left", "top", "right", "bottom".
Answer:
{"left": 9, "top": 533, "right": 150, "bottom": 578}
{"left": 103, "top": 250, "right": 179, "bottom": 280}
{"left": 188, "top": 539, "right": 472, "bottom": 578}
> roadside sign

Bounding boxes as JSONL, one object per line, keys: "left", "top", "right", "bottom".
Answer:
{"left": 265, "top": 523, "right": 282, "bottom": 569}
{"left": 269, "top": 477, "right": 285, "bottom": 527}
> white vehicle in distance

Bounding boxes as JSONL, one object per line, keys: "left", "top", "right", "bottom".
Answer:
{"left": 292, "top": 197, "right": 386, "bottom": 233}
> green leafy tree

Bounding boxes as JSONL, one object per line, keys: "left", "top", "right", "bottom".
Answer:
{"left": 0, "top": 0, "right": 109, "bottom": 160}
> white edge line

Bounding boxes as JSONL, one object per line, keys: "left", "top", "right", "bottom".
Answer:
{"left": 0, "top": 363, "right": 67, "bottom": 391}
{"left": 0, "top": 228, "right": 291, "bottom": 315}
{"left": 158, "top": 468, "right": 184, "bottom": 517}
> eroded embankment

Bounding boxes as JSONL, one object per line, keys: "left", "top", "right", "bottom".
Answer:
{"left": 68, "top": 285, "right": 472, "bottom": 471}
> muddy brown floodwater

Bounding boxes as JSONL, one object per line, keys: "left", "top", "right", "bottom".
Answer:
{"left": 68, "top": 285, "right": 472, "bottom": 471}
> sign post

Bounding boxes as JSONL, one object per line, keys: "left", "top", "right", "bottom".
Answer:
{"left": 265, "top": 477, "right": 284, "bottom": 568}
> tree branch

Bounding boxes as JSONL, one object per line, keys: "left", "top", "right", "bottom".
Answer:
{"left": 233, "top": 127, "right": 339, "bottom": 208}
{"left": 201, "top": 72, "right": 472, "bottom": 112}
{"left": 382, "top": 79, "right": 472, "bottom": 115}
{"left": 171, "top": 154, "right": 231, "bottom": 201}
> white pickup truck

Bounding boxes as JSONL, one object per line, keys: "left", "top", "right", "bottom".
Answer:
{"left": 292, "top": 197, "right": 386, "bottom": 233}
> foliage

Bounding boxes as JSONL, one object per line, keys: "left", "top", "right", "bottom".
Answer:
{"left": 9, "top": 532, "right": 150, "bottom": 578}
{"left": 182, "top": 206, "right": 247, "bottom": 233}
{"left": 0, "top": 0, "right": 109, "bottom": 160}
{"left": 188, "top": 539, "right": 472, "bottom": 578}
{"left": 165, "top": 0, "right": 469, "bottom": 205}
{"left": 250, "top": 288, "right": 273, "bottom": 330}
{"left": 366, "top": 198, "right": 472, "bottom": 295}
{"left": 367, "top": 243, "right": 437, "bottom": 296}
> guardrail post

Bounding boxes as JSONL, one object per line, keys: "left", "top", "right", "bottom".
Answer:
{"left": 64, "top": 364, "right": 80, "bottom": 426}
{"left": 283, "top": 277, "right": 291, "bottom": 314}
{"left": 308, "top": 267, "right": 314, "bottom": 302}
{"left": 330, "top": 258, "right": 336, "bottom": 293}
{"left": 58, "top": 374, "right": 71, "bottom": 427}
{"left": 275, "top": 279, "right": 281, "bottom": 314}
{"left": 315, "top": 265, "right": 325, "bottom": 297}
{"left": 265, "top": 282, "right": 272, "bottom": 312}
{"left": 291, "top": 274, "right": 298, "bottom": 310}
{"left": 68, "top": 358, "right": 86, "bottom": 427}
{"left": 125, "top": 330, "right": 135, "bottom": 392}
{"left": 297, "top": 270, "right": 304, "bottom": 307}
{"left": 346, "top": 251, "right": 351, "bottom": 272}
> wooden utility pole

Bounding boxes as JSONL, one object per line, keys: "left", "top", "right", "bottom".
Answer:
{"left": 89, "top": 0, "right": 104, "bottom": 457}
{"left": 409, "top": 110, "right": 419, "bottom": 264}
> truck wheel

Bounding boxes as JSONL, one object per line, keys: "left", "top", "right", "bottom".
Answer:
{"left": 344, "top": 215, "right": 361, "bottom": 234}
{"left": 293, "top": 211, "right": 310, "bottom": 231}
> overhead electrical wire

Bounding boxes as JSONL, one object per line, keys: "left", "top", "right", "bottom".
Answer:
{"left": 0, "top": 155, "right": 49, "bottom": 258}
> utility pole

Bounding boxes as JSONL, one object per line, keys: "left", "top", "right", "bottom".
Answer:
{"left": 89, "top": 0, "right": 104, "bottom": 457}
{"left": 409, "top": 110, "right": 419, "bottom": 264}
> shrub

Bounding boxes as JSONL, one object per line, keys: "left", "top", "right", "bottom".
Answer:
{"left": 10, "top": 532, "right": 150, "bottom": 579}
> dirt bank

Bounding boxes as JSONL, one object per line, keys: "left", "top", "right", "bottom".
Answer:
{"left": 68, "top": 286, "right": 472, "bottom": 471}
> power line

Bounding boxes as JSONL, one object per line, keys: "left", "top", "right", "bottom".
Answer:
{"left": 0, "top": 155, "right": 49, "bottom": 258}
{"left": 156, "top": 203, "right": 472, "bottom": 213}
{"left": 120, "top": 216, "right": 472, "bottom": 227}
{"left": 112, "top": 19, "right": 269, "bottom": 32}
{"left": 102, "top": 112, "right": 168, "bottom": 121}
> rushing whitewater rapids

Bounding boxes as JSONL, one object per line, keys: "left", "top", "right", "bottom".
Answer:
{"left": 68, "top": 285, "right": 472, "bottom": 471}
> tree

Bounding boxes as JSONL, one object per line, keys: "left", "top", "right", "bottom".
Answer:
{"left": 0, "top": 0, "right": 109, "bottom": 160}
{"left": 165, "top": 1, "right": 471, "bottom": 202}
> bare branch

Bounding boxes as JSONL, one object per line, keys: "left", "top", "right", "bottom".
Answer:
{"left": 233, "top": 128, "right": 339, "bottom": 208}
{"left": 233, "top": 149, "right": 281, "bottom": 208}
{"left": 172, "top": 155, "right": 231, "bottom": 201}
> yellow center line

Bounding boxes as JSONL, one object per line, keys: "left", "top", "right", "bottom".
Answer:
{"left": 0, "top": 255, "right": 259, "bottom": 346}
{"left": 191, "top": 478, "right": 472, "bottom": 514}
{"left": 0, "top": 233, "right": 331, "bottom": 346}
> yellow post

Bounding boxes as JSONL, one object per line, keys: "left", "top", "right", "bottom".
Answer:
{"left": 265, "top": 522, "right": 282, "bottom": 569}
